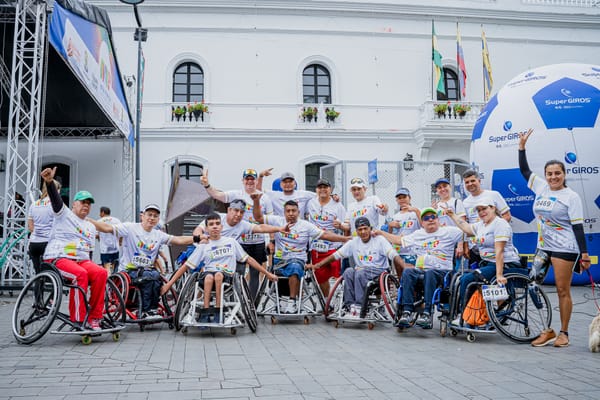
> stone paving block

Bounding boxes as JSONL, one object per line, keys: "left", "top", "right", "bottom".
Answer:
{"left": 201, "top": 387, "right": 255, "bottom": 399}
{"left": 127, "top": 383, "right": 179, "bottom": 393}
{"left": 65, "top": 394, "right": 119, "bottom": 400}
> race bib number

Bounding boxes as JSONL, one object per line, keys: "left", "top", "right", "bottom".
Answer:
{"left": 242, "top": 233, "right": 263, "bottom": 243}
{"left": 481, "top": 284, "right": 508, "bottom": 301}
{"left": 534, "top": 198, "right": 555, "bottom": 213}
{"left": 312, "top": 240, "right": 329, "bottom": 253}
{"left": 132, "top": 255, "right": 152, "bottom": 268}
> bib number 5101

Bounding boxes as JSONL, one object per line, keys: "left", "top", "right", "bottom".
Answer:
{"left": 481, "top": 284, "right": 509, "bottom": 301}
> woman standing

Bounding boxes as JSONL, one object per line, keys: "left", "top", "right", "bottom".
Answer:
{"left": 387, "top": 187, "right": 420, "bottom": 267}
{"left": 27, "top": 179, "right": 61, "bottom": 273}
{"left": 519, "top": 129, "right": 591, "bottom": 347}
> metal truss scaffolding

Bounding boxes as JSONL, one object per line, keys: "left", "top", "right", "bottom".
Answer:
{"left": 2, "top": 0, "right": 48, "bottom": 289}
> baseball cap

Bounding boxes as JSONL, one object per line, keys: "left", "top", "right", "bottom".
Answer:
{"left": 420, "top": 207, "right": 438, "bottom": 218}
{"left": 474, "top": 196, "right": 495, "bottom": 208}
{"left": 143, "top": 203, "right": 161, "bottom": 213}
{"left": 280, "top": 172, "right": 295, "bottom": 181}
{"left": 229, "top": 199, "right": 247, "bottom": 210}
{"left": 242, "top": 169, "right": 258, "bottom": 179}
{"left": 73, "top": 190, "right": 94, "bottom": 203}
{"left": 316, "top": 178, "right": 331, "bottom": 187}
{"left": 355, "top": 216, "right": 371, "bottom": 229}
{"left": 434, "top": 178, "right": 450, "bottom": 187}
{"left": 350, "top": 177, "right": 367, "bottom": 188}
{"left": 395, "top": 187, "right": 411, "bottom": 197}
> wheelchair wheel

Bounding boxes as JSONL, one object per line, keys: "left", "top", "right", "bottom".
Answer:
{"left": 108, "top": 272, "right": 129, "bottom": 301}
{"left": 105, "top": 278, "right": 126, "bottom": 324}
{"left": 235, "top": 275, "right": 258, "bottom": 333}
{"left": 174, "top": 272, "right": 200, "bottom": 331}
{"left": 12, "top": 271, "right": 62, "bottom": 344}
{"left": 486, "top": 273, "right": 552, "bottom": 344}
{"left": 380, "top": 272, "right": 399, "bottom": 319}
{"left": 304, "top": 269, "right": 326, "bottom": 313}
{"left": 160, "top": 275, "right": 178, "bottom": 320}
{"left": 324, "top": 277, "right": 344, "bottom": 320}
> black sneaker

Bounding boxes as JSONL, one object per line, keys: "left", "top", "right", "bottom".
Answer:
{"left": 397, "top": 311, "right": 412, "bottom": 327}
{"left": 416, "top": 312, "right": 433, "bottom": 329}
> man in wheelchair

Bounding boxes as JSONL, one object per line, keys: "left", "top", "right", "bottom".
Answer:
{"left": 252, "top": 197, "right": 349, "bottom": 313}
{"left": 308, "top": 216, "right": 402, "bottom": 318}
{"left": 162, "top": 213, "right": 278, "bottom": 323}
{"left": 90, "top": 203, "right": 194, "bottom": 319}
{"left": 376, "top": 207, "right": 463, "bottom": 329}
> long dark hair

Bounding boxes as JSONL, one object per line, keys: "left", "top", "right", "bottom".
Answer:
{"left": 544, "top": 159, "right": 567, "bottom": 188}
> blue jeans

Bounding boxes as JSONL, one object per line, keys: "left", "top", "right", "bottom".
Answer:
{"left": 401, "top": 268, "right": 447, "bottom": 314}
{"left": 273, "top": 258, "right": 305, "bottom": 279}
{"left": 458, "top": 261, "right": 524, "bottom": 310}
{"left": 129, "top": 268, "right": 161, "bottom": 312}
{"left": 342, "top": 267, "right": 383, "bottom": 307}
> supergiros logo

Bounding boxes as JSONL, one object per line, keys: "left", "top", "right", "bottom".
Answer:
{"left": 563, "top": 152, "right": 599, "bottom": 175}
{"left": 488, "top": 121, "right": 528, "bottom": 147}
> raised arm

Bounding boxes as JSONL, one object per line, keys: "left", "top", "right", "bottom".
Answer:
{"left": 443, "top": 206, "right": 475, "bottom": 236}
{"left": 200, "top": 168, "right": 228, "bottom": 203}
{"left": 252, "top": 223, "right": 287, "bottom": 235}
{"left": 256, "top": 168, "right": 273, "bottom": 192}
{"left": 518, "top": 128, "right": 534, "bottom": 182}
{"left": 251, "top": 193, "right": 265, "bottom": 224}
{"left": 40, "top": 167, "right": 63, "bottom": 213}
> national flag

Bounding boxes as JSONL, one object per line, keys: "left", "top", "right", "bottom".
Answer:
{"left": 456, "top": 24, "right": 467, "bottom": 98}
{"left": 432, "top": 21, "right": 445, "bottom": 94}
{"left": 481, "top": 27, "right": 494, "bottom": 101}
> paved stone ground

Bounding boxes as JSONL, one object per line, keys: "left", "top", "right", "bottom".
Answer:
{"left": 0, "top": 285, "right": 599, "bottom": 400}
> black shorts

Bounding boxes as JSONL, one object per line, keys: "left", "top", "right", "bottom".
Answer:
{"left": 241, "top": 242, "right": 267, "bottom": 264}
{"left": 542, "top": 250, "right": 579, "bottom": 262}
{"left": 199, "top": 271, "right": 233, "bottom": 285}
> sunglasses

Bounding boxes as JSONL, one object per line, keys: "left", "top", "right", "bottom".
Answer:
{"left": 422, "top": 214, "right": 437, "bottom": 222}
{"left": 350, "top": 178, "right": 364, "bottom": 184}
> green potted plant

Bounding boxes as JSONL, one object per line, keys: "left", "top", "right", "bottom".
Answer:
{"left": 453, "top": 103, "right": 471, "bottom": 117}
{"left": 190, "top": 101, "right": 209, "bottom": 121}
{"left": 325, "top": 107, "right": 340, "bottom": 122}
{"left": 301, "top": 106, "right": 318, "bottom": 122}
{"left": 433, "top": 103, "right": 448, "bottom": 118}
{"left": 172, "top": 105, "right": 186, "bottom": 121}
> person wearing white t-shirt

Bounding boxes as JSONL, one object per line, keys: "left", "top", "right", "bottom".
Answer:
{"left": 341, "top": 177, "right": 389, "bottom": 237}
{"left": 387, "top": 187, "right": 421, "bottom": 268}
{"left": 201, "top": 168, "right": 273, "bottom": 298}
{"left": 162, "top": 213, "right": 278, "bottom": 323}
{"left": 377, "top": 207, "right": 463, "bottom": 330}
{"left": 253, "top": 195, "right": 349, "bottom": 313}
{"left": 40, "top": 167, "right": 106, "bottom": 331}
{"left": 97, "top": 206, "right": 121, "bottom": 273}
{"left": 90, "top": 203, "right": 193, "bottom": 317}
{"left": 27, "top": 179, "right": 61, "bottom": 273}
{"left": 519, "top": 129, "right": 590, "bottom": 348}
{"left": 462, "top": 169, "right": 511, "bottom": 264}
{"left": 445, "top": 196, "right": 523, "bottom": 322}
{"left": 257, "top": 169, "right": 316, "bottom": 218}
{"left": 308, "top": 217, "right": 402, "bottom": 318}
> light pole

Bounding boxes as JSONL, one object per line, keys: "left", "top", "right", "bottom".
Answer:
{"left": 120, "top": 0, "right": 147, "bottom": 221}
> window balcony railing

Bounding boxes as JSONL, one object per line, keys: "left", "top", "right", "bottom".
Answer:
{"left": 423, "top": 100, "right": 484, "bottom": 124}
{"left": 170, "top": 103, "right": 210, "bottom": 125}
{"left": 298, "top": 104, "right": 341, "bottom": 127}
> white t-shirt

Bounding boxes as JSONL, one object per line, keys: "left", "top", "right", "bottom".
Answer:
{"left": 98, "top": 216, "right": 121, "bottom": 254}
{"left": 186, "top": 236, "right": 249, "bottom": 274}
{"left": 345, "top": 195, "right": 387, "bottom": 236}
{"left": 463, "top": 190, "right": 510, "bottom": 224}
{"left": 306, "top": 198, "right": 346, "bottom": 252}
{"left": 225, "top": 189, "right": 273, "bottom": 244}
{"left": 471, "top": 217, "right": 520, "bottom": 263}
{"left": 400, "top": 226, "right": 463, "bottom": 271}
{"left": 44, "top": 206, "right": 96, "bottom": 261}
{"left": 264, "top": 215, "right": 323, "bottom": 262}
{"left": 389, "top": 210, "right": 420, "bottom": 256}
{"left": 201, "top": 213, "right": 256, "bottom": 244}
{"left": 334, "top": 236, "right": 396, "bottom": 272}
{"left": 112, "top": 222, "right": 173, "bottom": 271}
{"left": 28, "top": 197, "right": 54, "bottom": 243}
{"left": 436, "top": 197, "right": 466, "bottom": 228}
{"left": 528, "top": 173, "right": 583, "bottom": 253}
{"left": 267, "top": 190, "right": 316, "bottom": 218}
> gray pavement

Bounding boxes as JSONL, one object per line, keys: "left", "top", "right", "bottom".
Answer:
{"left": 1, "top": 285, "right": 599, "bottom": 400}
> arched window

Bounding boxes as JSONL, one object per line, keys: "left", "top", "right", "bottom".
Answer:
{"left": 173, "top": 62, "right": 204, "bottom": 103}
{"left": 303, "top": 64, "right": 331, "bottom": 104}
{"left": 436, "top": 68, "right": 460, "bottom": 101}
{"left": 173, "top": 162, "right": 204, "bottom": 182}
{"left": 305, "top": 162, "right": 328, "bottom": 192}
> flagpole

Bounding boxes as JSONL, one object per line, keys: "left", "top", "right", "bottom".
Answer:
{"left": 456, "top": 22, "right": 460, "bottom": 100}
{"left": 481, "top": 24, "right": 486, "bottom": 102}
{"left": 431, "top": 20, "right": 435, "bottom": 101}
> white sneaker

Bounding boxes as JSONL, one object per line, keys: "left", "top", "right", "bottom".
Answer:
{"left": 349, "top": 304, "right": 356, "bottom": 318}
{"left": 279, "top": 301, "right": 288, "bottom": 314}
{"left": 287, "top": 300, "right": 298, "bottom": 314}
{"left": 354, "top": 306, "right": 362, "bottom": 318}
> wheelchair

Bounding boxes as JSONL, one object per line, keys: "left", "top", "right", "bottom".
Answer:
{"left": 173, "top": 271, "right": 257, "bottom": 335}
{"left": 324, "top": 269, "right": 399, "bottom": 329}
{"left": 108, "top": 269, "right": 178, "bottom": 331}
{"left": 12, "top": 261, "right": 125, "bottom": 345}
{"left": 255, "top": 264, "right": 326, "bottom": 325}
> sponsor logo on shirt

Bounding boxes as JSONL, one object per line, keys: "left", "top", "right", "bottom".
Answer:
{"left": 421, "top": 240, "right": 440, "bottom": 249}
{"left": 136, "top": 240, "right": 156, "bottom": 251}
{"left": 352, "top": 207, "right": 369, "bottom": 218}
{"left": 358, "top": 254, "right": 374, "bottom": 263}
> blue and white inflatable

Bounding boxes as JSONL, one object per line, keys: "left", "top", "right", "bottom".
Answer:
{"left": 470, "top": 63, "right": 600, "bottom": 284}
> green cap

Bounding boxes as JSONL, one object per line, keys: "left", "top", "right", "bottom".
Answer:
{"left": 73, "top": 190, "right": 95, "bottom": 203}
{"left": 420, "top": 207, "right": 437, "bottom": 218}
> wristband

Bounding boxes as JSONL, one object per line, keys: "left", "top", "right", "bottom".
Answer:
{"left": 193, "top": 235, "right": 201, "bottom": 243}
{"left": 203, "top": 184, "right": 210, "bottom": 189}
{"left": 581, "top": 259, "right": 591, "bottom": 262}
